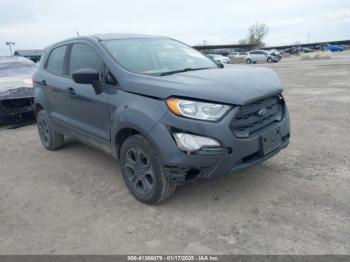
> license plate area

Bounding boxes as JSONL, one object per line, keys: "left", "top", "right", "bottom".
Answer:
{"left": 260, "top": 127, "right": 282, "bottom": 155}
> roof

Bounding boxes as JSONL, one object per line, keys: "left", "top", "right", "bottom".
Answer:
{"left": 91, "top": 33, "right": 164, "bottom": 41}
{"left": 13, "top": 49, "right": 43, "bottom": 57}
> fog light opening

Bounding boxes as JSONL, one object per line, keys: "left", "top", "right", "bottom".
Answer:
{"left": 185, "top": 168, "right": 201, "bottom": 181}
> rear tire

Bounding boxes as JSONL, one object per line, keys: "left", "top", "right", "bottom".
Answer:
{"left": 37, "top": 110, "right": 64, "bottom": 150}
{"left": 120, "top": 134, "right": 176, "bottom": 204}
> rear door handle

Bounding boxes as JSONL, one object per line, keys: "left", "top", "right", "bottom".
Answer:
{"left": 40, "top": 80, "right": 47, "bottom": 86}
{"left": 66, "top": 87, "right": 76, "bottom": 95}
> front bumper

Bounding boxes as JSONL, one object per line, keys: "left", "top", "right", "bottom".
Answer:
{"left": 0, "top": 87, "right": 35, "bottom": 125}
{"left": 149, "top": 100, "right": 290, "bottom": 184}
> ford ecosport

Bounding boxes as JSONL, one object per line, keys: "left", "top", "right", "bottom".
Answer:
{"left": 33, "top": 34, "right": 290, "bottom": 204}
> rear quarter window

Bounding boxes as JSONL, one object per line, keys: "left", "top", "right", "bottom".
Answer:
{"left": 46, "top": 45, "right": 67, "bottom": 75}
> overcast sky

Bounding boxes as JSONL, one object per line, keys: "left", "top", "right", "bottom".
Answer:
{"left": 0, "top": 0, "right": 349, "bottom": 55}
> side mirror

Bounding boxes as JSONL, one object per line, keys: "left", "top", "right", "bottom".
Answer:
{"left": 72, "top": 68, "right": 103, "bottom": 95}
{"left": 217, "top": 62, "right": 224, "bottom": 68}
{"left": 72, "top": 68, "right": 99, "bottom": 84}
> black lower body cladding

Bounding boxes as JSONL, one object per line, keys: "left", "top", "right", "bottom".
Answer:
{"left": 148, "top": 94, "right": 290, "bottom": 182}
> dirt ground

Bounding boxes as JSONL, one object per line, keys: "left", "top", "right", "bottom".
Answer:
{"left": 0, "top": 51, "right": 349, "bottom": 255}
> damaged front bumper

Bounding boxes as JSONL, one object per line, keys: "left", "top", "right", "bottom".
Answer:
{"left": 0, "top": 87, "right": 35, "bottom": 127}
{"left": 149, "top": 95, "right": 290, "bottom": 185}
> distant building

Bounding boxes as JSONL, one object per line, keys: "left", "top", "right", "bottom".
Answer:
{"left": 193, "top": 39, "right": 350, "bottom": 54}
{"left": 192, "top": 44, "right": 257, "bottom": 55}
{"left": 13, "top": 49, "right": 43, "bottom": 63}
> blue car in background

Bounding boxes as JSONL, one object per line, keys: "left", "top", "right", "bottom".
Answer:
{"left": 320, "top": 44, "right": 345, "bottom": 52}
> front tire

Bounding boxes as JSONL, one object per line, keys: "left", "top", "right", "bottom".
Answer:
{"left": 246, "top": 58, "right": 252, "bottom": 64}
{"left": 37, "top": 110, "right": 64, "bottom": 150}
{"left": 267, "top": 57, "right": 273, "bottom": 63}
{"left": 120, "top": 135, "right": 176, "bottom": 204}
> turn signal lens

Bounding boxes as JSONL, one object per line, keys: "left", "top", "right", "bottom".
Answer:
{"left": 166, "top": 98, "right": 231, "bottom": 121}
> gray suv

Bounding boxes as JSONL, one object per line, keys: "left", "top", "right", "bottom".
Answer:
{"left": 33, "top": 34, "right": 290, "bottom": 204}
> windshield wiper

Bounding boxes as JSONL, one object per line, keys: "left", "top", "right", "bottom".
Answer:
{"left": 160, "top": 67, "right": 214, "bottom": 76}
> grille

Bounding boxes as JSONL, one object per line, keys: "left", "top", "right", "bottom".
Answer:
{"left": 231, "top": 95, "right": 283, "bottom": 138}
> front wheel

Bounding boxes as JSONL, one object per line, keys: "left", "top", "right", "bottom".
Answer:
{"left": 120, "top": 135, "right": 176, "bottom": 204}
{"left": 246, "top": 58, "right": 252, "bottom": 64}
{"left": 267, "top": 57, "right": 273, "bottom": 63}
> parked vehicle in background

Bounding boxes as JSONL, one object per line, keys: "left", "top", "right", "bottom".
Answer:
{"left": 245, "top": 50, "right": 278, "bottom": 64}
{"left": 230, "top": 52, "right": 249, "bottom": 63}
{"left": 320, "top": 44, "right": 344, "bottom": 52}
{"left": 33, "top": 34, "right": 290, "bottom": 204}
{"left": 0, "top": 57, "right": 37, "bottom": 127}
{"left": 269, "top": 49, "right": 282, "bottom": 61}
{"left": 284, "top": 47, "right": 301, "bottom": 55}
{"left": 13, "top": 49, "right": 43, "bottom": 63}
{"left": 233, "top": 52, "right": 248, "bottom": 61}
{"left": 228, "top": 52, "right": 240, "bottom": 59}
{"left": 302, "top": 47, "right": 314, "bottom": 53}
{"left": 339, "top": 45, "right": 348, "bottom": 50}
{"left": 206, "top": 54, "right": 231, "bottom": 64}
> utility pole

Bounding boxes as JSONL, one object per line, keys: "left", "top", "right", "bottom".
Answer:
{"left": 5, "top": 41, "right": 15, "bottom": 56}
{"left": 306, "top": 33, "right": 311, "bottom": 43}
{"left": 76, "top": 31, "right": 80, "bottom": 37}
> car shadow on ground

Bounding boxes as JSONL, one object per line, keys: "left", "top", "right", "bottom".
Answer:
{"left": 56, "top": 137, "right": 278, "bottom": 207}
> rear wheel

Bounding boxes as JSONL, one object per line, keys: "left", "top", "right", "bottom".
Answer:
{"left": 120, "top": 135, "right": 176, "bottom": 204}
{"left": 37, "top": 110, "right": 64, "bottom": 150}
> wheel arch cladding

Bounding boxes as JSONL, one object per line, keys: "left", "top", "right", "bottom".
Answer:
{"left": 115, "top": 127, "right": 140, "bottom": 158}
{"left": 111, "top": 108, "right": 166, "bottom": 159}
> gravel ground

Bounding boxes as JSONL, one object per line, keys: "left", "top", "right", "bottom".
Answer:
{"left": 0, "top": 51, "right": 349, "bottom": 255}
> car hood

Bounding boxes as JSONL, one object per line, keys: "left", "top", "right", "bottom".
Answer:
{"left": 0, "top": 57, "right": 36, "bottom": 96}
{"left": 121, "top": 66, "right": 283, "bottom": 105}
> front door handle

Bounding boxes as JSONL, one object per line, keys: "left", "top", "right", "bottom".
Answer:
{"left": 67, "top": 87, "right": 76, "bottom": 95}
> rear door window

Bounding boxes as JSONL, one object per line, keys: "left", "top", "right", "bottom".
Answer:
{"left": 46, "top": 45, "right": 67, "bottom": 75}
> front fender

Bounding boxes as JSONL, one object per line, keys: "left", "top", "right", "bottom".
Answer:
{"left": 109, "top": 91, "right": 169, "bottom": 158}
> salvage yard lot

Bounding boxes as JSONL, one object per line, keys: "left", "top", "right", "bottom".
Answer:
{"left": 1, "top": 51, "right": 349, "bottom": 254}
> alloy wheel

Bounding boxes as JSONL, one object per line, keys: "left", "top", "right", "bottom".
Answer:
{"left": 38, "top": 119, "right": 51, "bottom": 147}
{"left": 124, "top": 147, "right": 155, "bottom": 196}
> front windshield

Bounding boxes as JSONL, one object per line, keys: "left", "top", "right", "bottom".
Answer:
{"left": 101, "top": 38, "right": 217, "bottom": 75}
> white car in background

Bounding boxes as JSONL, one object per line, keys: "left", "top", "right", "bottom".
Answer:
{"left": 230, "top": 52, "right": 248, "bottom": 63}
{"left": 234, "top": 52, "right": 248, "bottom": 59}
{"left": 245, "top": 50, "right": 278, "bottom": 64}
{"left": 206, "top": 54, "right": 231, "bottom": 64}
{"left": 228, "top": 52, "right": 240, "bottom": 59}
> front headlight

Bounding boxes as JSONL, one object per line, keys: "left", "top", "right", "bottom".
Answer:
{"left": 166, "top": 98, "right": 231, "bottom": 121}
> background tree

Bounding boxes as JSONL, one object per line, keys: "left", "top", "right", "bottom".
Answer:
{"left": 239, "top": 22, "right": 269, "bottom": 47}
{"left": 238, "top": 39, "right": 248, "bottom": 45}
